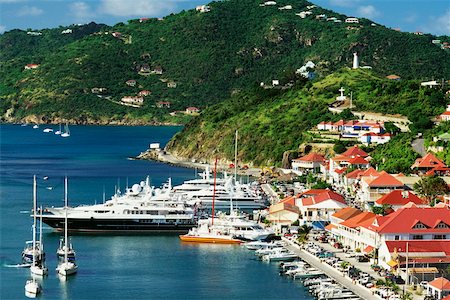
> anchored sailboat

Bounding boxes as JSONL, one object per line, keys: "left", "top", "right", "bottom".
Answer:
{"left": 60, "top": 124, "right": 70, "bottom": 138}
{"left": 56, "top": 177, "right": 78, "bottom": 276}
{"left": 30, "top": 206, "right": 48, "bottom": 276}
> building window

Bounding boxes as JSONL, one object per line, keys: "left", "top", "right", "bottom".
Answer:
{"left": 395, "top": 235, "right": 400, "bottom": 240}
{"left": 412, "top": 235, "right": 423, "bottom": 240}
{"left": 434, "top": 235, "right": 446, "bottom": 240}
{"left": 436, "top": 222, "right": 449, "bottom": 229}
{"left": 412, "top": 222, "right": 427, "bottom": 229}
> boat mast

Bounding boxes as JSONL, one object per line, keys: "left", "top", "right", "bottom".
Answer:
{"left": 211, "top": 157, "right": 218, "bottom": 226}
{"left": 32, "top": 175, "right": 37, "bottom": 266}
{"left": 234, "top": 130, "right": 238, "bottom": 185}
{"left": 39, "top": 206, "right": 45, "bottom": 268}
{"left": 64, "top": 177, "right": 68, "bottom": 265}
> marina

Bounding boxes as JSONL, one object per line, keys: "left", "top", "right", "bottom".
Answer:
{"left": 0, "top": 125, "right": 311, "bottom": 299}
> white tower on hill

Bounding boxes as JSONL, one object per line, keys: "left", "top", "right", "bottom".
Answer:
{"left": 352, "top": 52, "right": 359, "bottom": 69}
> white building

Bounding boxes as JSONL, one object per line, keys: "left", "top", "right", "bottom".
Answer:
{"left": 352, "top": 52, "right": 359, "bottom": 69}
{"left": 345, "top": 17, "right": 359, "bottom": 24}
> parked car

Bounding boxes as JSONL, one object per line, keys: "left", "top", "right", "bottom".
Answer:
{"left": 333, "top": 242, "right": 343, "bottom": 249}
{"left": 392, "top": 276, "right": 405, "bottom": 284}
{"left": 420, "top": 281, "right": 428, "bottom": 289}
{"left": 357, "top": 255, "right": 370, "bottom": 262}
{"left": 371, "top": 264, "right": 381, "bottom": 272}
{"left": 344, "top": 251, "right": 357, "bottom": 258}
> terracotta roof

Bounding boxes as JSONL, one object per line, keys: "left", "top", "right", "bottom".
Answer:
{"left": 280, "top": 195, "right": 296, "bottom": 206}
{"left": 300, "top": 189, "right": 329, "bottom": 197}
{"left": 385, "top": 241, "right": 450, "bottom": 256}
{"left": 377, "top": 206, "right": 450, "bottom": 234}
{"left": 441, "top": 111, "right": 450, "bottom": 116}
{"left": 269, "top": 202, "right": 300, "bottom": 214}
{"left": 335, "top": 168, "right": 347, "bottom": 174}
{"left": 442, "top": 295, "right": 450, "bottom": 300}
{"left": 386, "top": 74, "right": 401, "bottom": 80}
{"left": 300, "top": 197, "right": 314, "bottom": 206}
{"left": 331, "top": 207, "right": 362, "bottom": 220}
{"left": 375, "top": 190, "right": 425, "bottom": 206}
{"left": 341, "top": 145, "right": 368, "bottom": 158}
{"left": 345, "top": 169, "right": 364, "bottom": 179}
{"left": 325, "top": 224, "right": 336, "bottom": 231}
{"left": 367, "top": 172, "right": 404, "bottom": 187}
{"left": 293, "top": 152, "right": 325, "bottom": 162}
{"left": 411, "top": 153, "right": 447, "bottom": 169}
{"left": 340, "top": 212, "right": 376, "bottom": 228}
{"left": 348, "top": 156, "right": 370, "bottom": 165}
{"left": 313, "top": 190, "right": 346, "bottom": 204}
{"left": 334, "top": 120, "right": 345, "bottom": 126}
{"left": 361, "top": 167, "right": 381, "bottom": 177}
{"left": 363, "top": 245, "right": 374, "bottom": 254}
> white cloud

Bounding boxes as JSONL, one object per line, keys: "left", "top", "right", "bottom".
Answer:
{"left": 404, "top": 13, "right": 417, "bottom": 24}
{"left": 357, "top": 5, "right": 380, "bottom": 19}
{"left": 70, "top": 2, "right": 95, "bottom": 23}
{"left": 0, "top": 25, "right": 6, "bottom": 33}
{"left": 329, "top": 0, "right": 360, "bottom": 8}
{"left": 98, "top": 0, "right": 176, "bottom": 17}
{"left": 17, "top": 5, "right": 43, "bottom": 16}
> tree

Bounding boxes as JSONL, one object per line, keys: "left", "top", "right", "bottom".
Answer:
{"left": 333, "top": 141, "right": 347, "bottom": 154}
{"left": 413, "top": 176, "right": 450, "bottom": 205}
{"left": 384, "top": 122, "right": 401, "bottom": 135}
{"left": 372, "top": 204, "right": 392, "bottom": 216}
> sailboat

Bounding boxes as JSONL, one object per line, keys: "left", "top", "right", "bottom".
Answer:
{"left": 179, "top": 158, "right": 243, "bottom": 244}
{"left": 24, "top": 278, "right": 41, "bottom": 297}
{"left": 30, "top": 206, "right": 48, "bottom": 276}
{"left": 60, "top": 124, "right": 70, "bottom": 138}
{"left": 56, "top": 177, "right": 78, "bottom": 276}
{"left": 22, "top": 176, "right": 43, "bottom": 266}
{"left": 54, "top": 124, "right": 62, "bottom": 135}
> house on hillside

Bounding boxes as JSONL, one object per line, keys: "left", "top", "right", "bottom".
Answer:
{"left": 357, "top": 171, "right": 405, "bottom": 207}
{"left": 386, "top": 74, "right": 401, "bottom": 81}
{"left": 360, "top": 132, "right": 391, "bottom": 145}
{"left": 156, "top": 101, "right": 171, "bottom": 108}
{"left": 61, "top": 29, "right": 72, "bottom": 34}
{"left": 345, "top": 17, "right": 359, "bottom": 23}
{"left": 196, "top": 5, "right": 211, "bottom": 12}
{"left": 185, "top": 107, "right": 200, "bottom": 114}
{"left": 167, "top": 81, "right": 177, "bottom": 88}
{"left": 121, "top": 96, "right": 144, "bottom": 106}
{"left": 125, "top": 80, "right": 136, "bottom": 87}
{"left": 438, "top": 104, "right": 450, "bottom": 122}
{"left": 411, "top": 152, "right": 447, "bottom": 175}
{"left": 138, "top": 90, "right": 151, "bottom": 97}
{"left": 151, "top": 66, "right": 163, "bottom": 75}
{"left": 24, "top": 64, "right": 40, "bottom": 70}
{"left": 291, "top": 152, "right": 325, "bottom": 173}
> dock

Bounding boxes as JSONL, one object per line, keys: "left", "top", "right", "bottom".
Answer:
{"left": 283, "top": 238, "right": 379, "bottom": 300}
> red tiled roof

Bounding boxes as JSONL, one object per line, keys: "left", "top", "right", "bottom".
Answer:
{"left": 345, "top": 169, "right": 364, "bottom": 179}
{"left": 364, "top": 245, "right": 374, "bottom": 254}
{"left": 386, "top": 74, "right": 401, "bottom": 80}
{"left": 442, "top": 294, "right": 450, "bottom": 300}
{"left": 300, "top": 197, "right": 314, "bottom": 206}
{"left": 348, "top": 156, "right": 370, "bottom": 165}
{"left": 334, "top": 120, "right": 345, "bottom": 126}
{"left": 411, "top": 153, "right": 447, "bottom": 169}
{"left": 300, "top": 189, "right": 329, "bottom": 197}
{"left": 441, "top": 111, "right": 450, "bottom": 116}
{"left": 385, "top": 241, "right": 450, "bottom": 256}
{"left": 335, "top": 168, "right": 347, "bottom": 174}
{"left": 269, "top": 202, "right": 300, "bottom": 214}
{"left": 361, "top": 167, "right": 381, "bottom": 177}
{"left": 341, "top": 145, "right": 368, "bottom": 158}
{"left": 325, "top": 224, "right": 336, "bottom": 231}
{"left": 294, "top": 152, "right": 325, "bottom": 162}
{"left": 429, "top": 277, "right": 450, "bottom": 291}
{"left": 280, "top": 195, "right": 296, "bottom": 206}
{"left": 425, "top": 166, "right": 450, "bottom": 176}
{"left": 313, "top": 190, "right": 346, "bottom": 204}
{"left": 377, "top": 206, "right": 450, "bottom": 234}
{"left": 340, "top": 212, "right": 376, "bottom": 228}
{"left": 367, "top": 172, "right": 403, "bottom": 187}
{"left": 375, "top": 190, "right": 425, "bottom": 206}
{"left": 332, "top": 207, "right": 363, "bottom": 221}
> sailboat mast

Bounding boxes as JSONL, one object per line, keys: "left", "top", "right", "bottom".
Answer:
{"left": 39, "top": 206, "right": 44, "bottom": 256}
{"left": 211, "top": 158, "right": 218, "bottom": 226}
{"left": 32, "top": 175, "right": 37, "bottom": 265}
{"left": 234, "top": 130, "right": 238, "bottom": 184}
{"left": 64, "top": 177, "right": 68, "bottom": 264}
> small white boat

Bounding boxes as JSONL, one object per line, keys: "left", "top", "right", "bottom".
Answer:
{"left": 24, "top": 278, "right": 41, "bottom": 296}
{"left": 54, "top": 124, "right": 62, "bottom": 135}
{"left": 32, "top": 125, "right": 39, "bottom": 129}
{"left": 57, "top": 177, "right": 78, "bottom": 277}
{"left": 262, "top": 250, "right": 298, "bottom": 262}
{"left": 246, "top": 240, "right": 283, "bottom": 250}
{"left": 60, "top": 124, "right": 70, "bottom": 138}
{"left": 30, "top": 207, "right": 48, "bottom": 276}
{"left": 43, "top": 128, "right": 53, "bottom": 133}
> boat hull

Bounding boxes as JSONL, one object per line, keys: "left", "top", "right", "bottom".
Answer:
{"left": 42, "top": 216, "right": 195, "bottom": 233}
{"left": 179, "top": 235, "right": 242, "bottom": 244}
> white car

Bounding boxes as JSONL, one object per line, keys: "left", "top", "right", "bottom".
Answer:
{"left": 420, "top": 281, "right": 428, "bottom": 289}
{"left": 344, "top": 251, "right": 357, "bottom": 258}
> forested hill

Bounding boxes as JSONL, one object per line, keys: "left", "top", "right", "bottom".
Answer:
{"left": 1, "top": 0, "right": 449, "bottom": 124}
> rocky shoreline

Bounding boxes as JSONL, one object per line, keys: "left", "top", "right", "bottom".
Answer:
{"left": 1, "top": 116, "right": 183, "bottom": 126}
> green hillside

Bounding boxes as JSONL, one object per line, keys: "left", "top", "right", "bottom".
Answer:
{"left": 1, "top": 0, "right": 449, "bottom": 123}
{"left": 167, "top": 68, "right": 448, "bottom": 167}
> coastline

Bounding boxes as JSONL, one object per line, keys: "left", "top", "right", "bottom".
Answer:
{"left": 133, "top": 149, "right": 262, "bottom": 177}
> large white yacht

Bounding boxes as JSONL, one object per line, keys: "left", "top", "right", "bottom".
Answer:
{"left": 39, "top": 177, "right": 197, "bottom": 233}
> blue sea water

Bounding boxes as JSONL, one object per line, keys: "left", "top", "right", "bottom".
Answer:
{"left": 0, "top": 124, "right": 312, "bottom": 299}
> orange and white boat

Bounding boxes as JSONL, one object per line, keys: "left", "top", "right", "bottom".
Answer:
{"left": 179, "top": 221, "right": 242, "bottom": 244}
{"left": 179, "top": 157, "right": 242, "bottom": 245}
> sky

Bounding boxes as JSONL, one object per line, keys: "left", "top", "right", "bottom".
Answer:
{"left": 0, "top": 0, "right": 449, "bottom": 36}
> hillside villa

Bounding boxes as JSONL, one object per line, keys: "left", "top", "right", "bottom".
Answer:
{"left": 185, "top": 107, "right": 200, "bottom": 114}
{"left": 24, "top": 64, "right": 40, "bottom": 70}
{"left": 438, "top": 104, "right": 450, "bottom": 122}
{"left": 291, "top": 152, "right": 325, "bottom": 174}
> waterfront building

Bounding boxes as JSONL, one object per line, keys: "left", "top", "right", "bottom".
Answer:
{"left": 267, "top": 196, "right": 300, "bottom": 225}
{"left": 356, "top": 171, "right": 405, "bottom": 208}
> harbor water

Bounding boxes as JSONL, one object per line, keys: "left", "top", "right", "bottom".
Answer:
{"left": 0, "top": 124, "right": 313, "bottom": 299}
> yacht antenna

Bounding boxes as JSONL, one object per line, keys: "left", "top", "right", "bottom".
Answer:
{"left": 234, "top": 130, "right": 238, "bottom": 185}
{"left": 211, "top": 157, "right": 218, "bottom": 226}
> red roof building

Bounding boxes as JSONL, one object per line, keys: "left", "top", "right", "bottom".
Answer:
{"left": 292, "top": 153, "right": 325, "bottom": 173}
{"left": 367, "top": 171, "right": 404, "bottom": 188}
{"left": 428, "top": 277, "right": 450, "bottom": 300}
{"left": 185, "top": 107, "right": 200, "bottom": 114}
{"left": 375, "top": 190, "right": 426, "bottom": 207}
{"left": 341, "top": 145, "right": 369, "bottom": 158}
{"left": 411, "top": 153, "right": 447, "bottom": 173}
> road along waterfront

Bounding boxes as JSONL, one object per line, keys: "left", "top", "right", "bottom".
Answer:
{"left": 283, "top": 237, "right": 380, "bottom": 300}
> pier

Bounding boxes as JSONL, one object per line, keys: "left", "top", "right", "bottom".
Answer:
{"left": 283, "top": 238, "right": 379, "bottom": 300}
